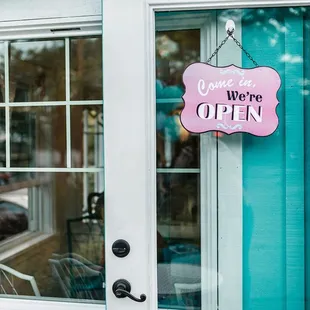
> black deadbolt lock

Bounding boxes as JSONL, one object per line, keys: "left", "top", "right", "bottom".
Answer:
{"left": 112, "top": 239, "right": 130, "bottom": 258}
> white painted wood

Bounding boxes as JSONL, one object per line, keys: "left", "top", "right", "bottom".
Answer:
{"left": 103, "top": 0, "right": 156, "bottom": 310}
{"left": 200, "top": 16, "right": 218, "bottom": 310}
{"left": 216, "top": 13, "right": 243, "bottom": 310}
{"left": 65, "top": 38, "right": 72, "bottom": 168}
{"left": 4, "top": 41, "right": 9, "bottom": 168}
{"left": 0, "top": 0, "right": 101, "bottom": 22}
{"left": 83, "top": 110, "right": 89, "bottom": 211}
{"left": 0, "top": 2, "right": 101, "bottom": 40}
{"left": 0, "top": 30, "right": 102, "bottom": 41}
{"left": 147, "top": 0, "right": 310, "bottom": 9}
{"left": 155, "top": 12, "right": 211, "bottom": 30}
{"left": 0, "top": 101, "right": 102, "bottom": 107}
{"left": 0, "top": 299, "right": 105, "bottom": 310}
{"left": 0, "top": 168, "right": 102, "bottom": 172}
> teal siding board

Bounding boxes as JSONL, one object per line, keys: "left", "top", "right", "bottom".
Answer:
{"left": 304, "top": 13, "right": 310, "bottom": 310}
{"left": 242, "top": 9, "right": 305, "bottom": 310}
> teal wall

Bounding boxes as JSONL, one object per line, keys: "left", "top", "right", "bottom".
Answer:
{"left": 241, "top": 7, "right": 305, "bottom": 310}
{"left": 305, "top": 13, "right": 310, "bottom": 310}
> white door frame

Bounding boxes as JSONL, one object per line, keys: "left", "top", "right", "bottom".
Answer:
{"left": 104, "top": 1, "right": 310, "bottom": 310}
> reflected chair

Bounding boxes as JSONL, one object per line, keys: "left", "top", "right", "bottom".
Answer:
{"left": 174, "top": 282, "right": 201, "bottom": 308}
{"left": 51, "top": 253, "right": 103, "bottom": 272}
{"left": 48, "top": 257, "right": 104, "bottom": 300}
{"left": 0, "top": 263, "right": 40, "bottom": 296}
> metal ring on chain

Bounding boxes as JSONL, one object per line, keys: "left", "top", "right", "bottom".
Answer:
{"left": 226, "top": 27, "right": 234, "bottom": 36}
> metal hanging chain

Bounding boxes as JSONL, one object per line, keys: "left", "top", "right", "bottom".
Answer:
{"left": 206, "top": 35, "right": 230, "bottom": 64}
{"left": 206, "top": 28, "right": 259, "bottom": 67}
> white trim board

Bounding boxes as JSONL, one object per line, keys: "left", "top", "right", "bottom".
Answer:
{"left": 200, "top": 15, "right": 218, "bottom": 310}
{"left": 0, "top": 0, "right": 101, "bottom": 22}
{"left": 0, "top": 18, "right": 102, "bottom": 40}
{"left": 147, "top": 0, "right": 310, "bottom": 9}
{"left": 0, "top": 298, "right": 104, "bottom": 310}
{"left": 215, "top": 12, "right": 243, "bottom": 310}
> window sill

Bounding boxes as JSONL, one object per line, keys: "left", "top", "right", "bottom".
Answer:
{"left": 0, "top": 232, "right": 54, "bottom": 262}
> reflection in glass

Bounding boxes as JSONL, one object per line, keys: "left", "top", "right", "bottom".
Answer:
{"left": 156, "top": 30, "right": 200, "bottom": 87}
{"left": 70, "top": 37, "right": 103, "bottom": 100}
{"left": 156, "top": 30, "right": 200, "bottom": 168}
{"left": 0, "top": 188, "right": 28, "bottom": 242}
{"left": 156, "top": 29, "right": 201, "bottom": 309}
{"left": 0, "top": 43, "right": 5, "bottom": 103}
{"left": 0, "top": 172, "right": 105, "bottom": 303}
{"left": 10, "top": 106, "right": 66, "bottom": 167}
{"left": 10, "top": 40, "right": 65, "bottom": 102}
{"left": 155, "top": 6, "right": 310, "bottom": 310}
{"left": 71, "top": 105, "right": 103, "bottom": 168}
{"left": 157, "top": 173, "right": 200, "bottom": 308}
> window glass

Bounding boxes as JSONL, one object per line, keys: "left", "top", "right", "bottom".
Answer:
{"left": 0, "top": 34, "right": 104, "bottom": 305}
{"left": 156, "top": 30, "right": 200, "bottom": 169}
{"left": 71, "top": 105, "right": 103, "bottom": 168}
{"left": 156, "top": 28, "right": 202, "bottom": 309}
{"left": 0, "top": 189, "right": 28, "bottom": 242}
{"left": 0, "top": 172, "right": 105, "bottom": 303}
{"left": 156, "top": 6, "right": 310, "bottom": 310}
{"left": 70, "top": 37, "right": 102, "bottom": 100}
{"left": 10, "top": 106, "right": 66, "bottom": 168}
{"left": 0, "top": 43, "right": 5, "bottom": 103}
{"left": 10, "top": 40, "right": 65, "bottom": 102}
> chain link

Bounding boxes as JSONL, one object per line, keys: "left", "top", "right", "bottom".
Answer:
{"left": 206, "top": 35, "right": 230, "bottom": 64}
{"left": 206, "top": 30, "right": 259, "bottom": 67}
{"left": 231, "top": 35, "right": 258, "bottom": 67}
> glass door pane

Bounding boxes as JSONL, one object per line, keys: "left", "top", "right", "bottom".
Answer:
{"left": 156, "top": 28, "right": 202, "bottom": 309}
{"left": 155, "top": 5, "right": 310, "bottom": 310}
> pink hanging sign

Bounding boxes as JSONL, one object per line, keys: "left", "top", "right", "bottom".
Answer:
{"left": 180, "top": 63, "right": 281, "bottom": 136}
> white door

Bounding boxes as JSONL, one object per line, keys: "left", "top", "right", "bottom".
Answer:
{"left": 104, "top": 1, "right": 243, "bottom": 310}
{"left": 104, "top": 1, "right": 310, "bottom": 310}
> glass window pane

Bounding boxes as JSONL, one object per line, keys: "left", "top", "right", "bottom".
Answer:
{"left": 10, "top": 106, "right": 66, "bottom": 167}
{"left": 0, "top": 43, "right": 5, "bottom": 103}
{"left": 71, "top": 105, "right": 103, "bottom": 168}
{"left": 0, "top": 186, "right": 30, "bottom": 242}
{"left": 0, "top": 172, "right": 105, "bottom": 304}
{"left": 70, "top": 37, "right": 102, "bottom": 100}
{"left": 157, "top": 172, "right": 200, "bottom": 308}
{"left": 156, "top": 6, "right": 310, "bottom": 310}
{"left": 10, "top": 40, "right": 65, "bottom": 102}
{"left": 156, "top": 30, "right": 200, "bottom": 168}
{"left": 0, "top": 33, "right": 104, "bottom": 305}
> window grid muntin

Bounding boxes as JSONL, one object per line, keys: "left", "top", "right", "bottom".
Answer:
{"left": 4, "top": 41, "right": 9, "bottom": 168}
{"left": 65, "top": 37, "right": 72, "bottom": 168}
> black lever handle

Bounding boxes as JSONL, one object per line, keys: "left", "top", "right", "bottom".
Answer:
{"left": 112, "top": 279, "right": 146, "bottom": 303}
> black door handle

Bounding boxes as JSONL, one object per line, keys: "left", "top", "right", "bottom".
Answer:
{"left": 112, "top": 279, "right": 146, "bottom": 303}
